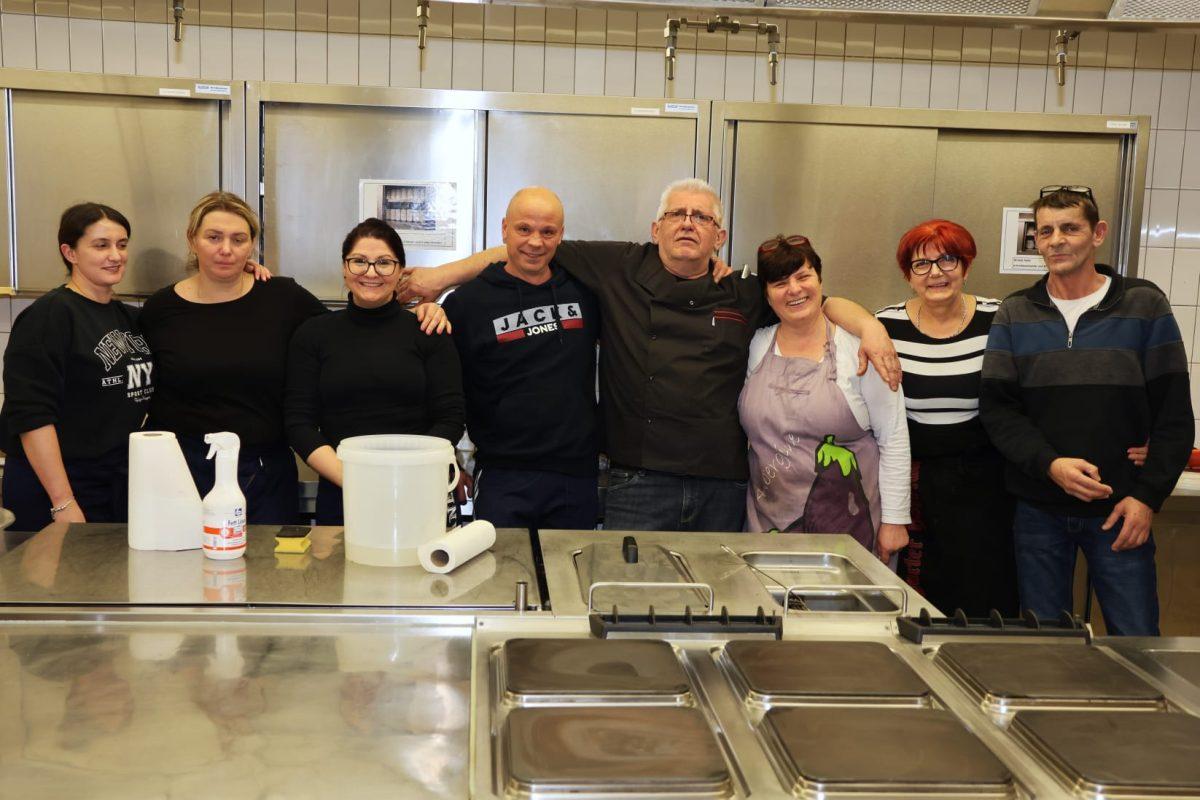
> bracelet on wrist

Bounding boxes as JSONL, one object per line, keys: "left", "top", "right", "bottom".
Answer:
{"left": 50, "top": 497, "right": 75, "bottom": 516}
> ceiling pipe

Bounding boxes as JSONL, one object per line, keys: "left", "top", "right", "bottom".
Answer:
{"left": 1054, "top": 29, "right": 1081, "bottom": 87}
{"left": 417, "top": 0, "right": 431, "bottom": 50}
{"left": 665, "top": 16, "right": 783, "bottom": 86}
{"left": 172, "top": 0, "right": 185, "bottom": 43}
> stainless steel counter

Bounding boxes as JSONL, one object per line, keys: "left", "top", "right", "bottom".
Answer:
{"left": 0, "top": 523, "right": 541, "bottom": 612}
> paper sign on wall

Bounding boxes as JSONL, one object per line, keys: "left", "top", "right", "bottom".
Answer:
{"left": 359, "top": 180, "right": 459, "bottom": 251}
{"left": 999, "top": 207, "right": 1046, "bottom": 275}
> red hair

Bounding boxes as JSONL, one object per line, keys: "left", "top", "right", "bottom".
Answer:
{"left": 895, "top": 219, "right": 977, "bottom": 279}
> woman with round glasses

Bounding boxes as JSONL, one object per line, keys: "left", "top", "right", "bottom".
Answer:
{"left": 740, "top": 235, "right": 910, "bottom": 564}
{"left": 285, "top": 218, "right": 465, "bottom": 524}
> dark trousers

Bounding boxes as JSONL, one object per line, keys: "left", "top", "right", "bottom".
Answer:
{"left": 315, "top": 477, "right": 345, "bottom": 526}
{"left": 473, "top": 466, "right": 599, "bottom": 530}
{"left": 2, "top": 446, "right": 129, "bottom": 531}
{"left": 177, "top": 436, "right": 298, "bottom": 525}
{"left": 603, "top": 466, "right": 746, "bottom": 532}
{"left": 910, "top": 450, "right": 1020, "bottom": 617}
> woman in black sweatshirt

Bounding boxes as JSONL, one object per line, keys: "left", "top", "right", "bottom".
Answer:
{"left": 0, "top": 204, "right": 152, "bottom": 530}
{"left": 285, "top": 218, "right": 465, "bottom": 525}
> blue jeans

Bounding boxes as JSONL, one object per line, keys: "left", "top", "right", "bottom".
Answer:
{"left": 604, "top": 467, "right": 747, "bottom": 532}
{"left": 1013, "top": 500, "right": 1159, "bottom": 636}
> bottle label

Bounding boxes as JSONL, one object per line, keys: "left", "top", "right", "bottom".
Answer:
{"left": 203, "top": 509, "right": 247, "bottom": 552}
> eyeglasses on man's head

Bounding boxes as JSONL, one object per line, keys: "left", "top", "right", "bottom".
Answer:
{"left": 1040, "top": 185, "right": 1095, "bottom": 202}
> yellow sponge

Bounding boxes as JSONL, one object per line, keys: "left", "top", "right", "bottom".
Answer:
{"left": 274, "top": 534, "right": 312, "bottom": 554}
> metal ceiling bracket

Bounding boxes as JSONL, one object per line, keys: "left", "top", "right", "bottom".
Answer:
{"left": 1054, "top": 29, "right": 1080, "bottom": 87}
{"left": 172, "top": 0, "right": 185, "bottom": 43}
{"left": 417, "top": 0, "right": 431, "bottom": 50}
{"left": 665, "top": 15, "right": 782, "bottom": 86}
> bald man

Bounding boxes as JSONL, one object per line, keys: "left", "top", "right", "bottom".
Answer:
{"left": 441, "top": 188, "right": 601, "bottom": 530}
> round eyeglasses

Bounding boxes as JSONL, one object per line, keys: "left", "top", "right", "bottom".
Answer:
{"left": 345, "top": 256, "right": 401, "bottom": 276}
{"left": 910, "top": 253, "right": 961, "bottom": 276}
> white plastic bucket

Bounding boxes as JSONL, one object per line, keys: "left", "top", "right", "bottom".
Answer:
{"left": 337, "top": 434, "right": 460, "bottom": 567}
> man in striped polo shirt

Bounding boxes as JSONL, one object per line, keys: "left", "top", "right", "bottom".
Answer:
{"left": 980, "top": 187, "right": 1193, "bottom": 636}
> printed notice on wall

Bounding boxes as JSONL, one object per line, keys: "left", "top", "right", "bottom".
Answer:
{"left": 359, "top": 180, "right": 459, "bottom": 250}
{"left": 998, "top": 207, "right": 1046, "bottom": 275}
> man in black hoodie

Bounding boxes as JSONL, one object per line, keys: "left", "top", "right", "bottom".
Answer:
{"left": 442, "top": 188, "right": 601, "bottom": 529}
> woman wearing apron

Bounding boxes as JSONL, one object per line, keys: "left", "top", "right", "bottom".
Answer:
{"left": 739, "top": 235, "right": 911, "bottom": 563}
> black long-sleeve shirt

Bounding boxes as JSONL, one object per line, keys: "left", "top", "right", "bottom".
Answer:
{"left": 140, "top": 277, "right": 327, "bottom": 446}
{"left": 285, "top": 298, "right": 465, "bottom": 459}
{"left": 0, "top": 287, "right": 153, "bottom": 459}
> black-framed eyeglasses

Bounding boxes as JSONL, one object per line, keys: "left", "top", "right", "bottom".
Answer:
{"left": 759, "top": 234, "right": 811, "bottom": 255}
{"left": 345, "top": 256, "right": 401, "bottom": 276}
{"left": 660, "top": 208, "right": 718, "bottom": 227}
{"left": 1040, "top": 185, "right": 1095, "bottom": 202}
{"left": 910, "top": 253, "right": 961, "bottom": 275}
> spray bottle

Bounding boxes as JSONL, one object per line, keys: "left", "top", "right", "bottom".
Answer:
{"left": 202, "top": 432, "right": 247, "bottom": 560}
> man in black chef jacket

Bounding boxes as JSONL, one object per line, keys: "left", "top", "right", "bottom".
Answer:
{"left": 410, "top": 179, "right": 899, "bottom": 533}
{"left": 442, "top": 188, "right": 601, "bottom": 530}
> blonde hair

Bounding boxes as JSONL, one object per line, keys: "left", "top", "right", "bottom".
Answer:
{"left": 185, "top": 191, "right": 260, "bottom": 270}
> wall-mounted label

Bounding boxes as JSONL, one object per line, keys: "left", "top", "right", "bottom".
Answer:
{"left": 158, "top": 88, "right": 191, "bottom": 98}
{"left": 1107, "top": 119, "right": 1137, "bottom": 130}
{"left": 664, "top": 102, "right": 699, "bottom": 114}
{"left": 195, "top": 83, "right": 232, "bottom": 96}
{"left": 630, "top": 107, "right": 661, "bottom": 116}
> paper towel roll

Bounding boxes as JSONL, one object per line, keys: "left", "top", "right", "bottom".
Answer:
{"left": 128, "top": 431, "right": 203, "bottom": 551}
{"left": 418, "top": 551, "right": 497, "bottom": 599}
{"left": 417, "top": 520, "right": 496, "bottom": 574}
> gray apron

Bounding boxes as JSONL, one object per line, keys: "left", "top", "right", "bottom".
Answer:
{"left": 738, "top": 323, "right": 882, "bottom": 551}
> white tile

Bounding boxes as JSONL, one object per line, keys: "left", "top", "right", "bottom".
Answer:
{"left": 134, "top": 22, "right": 168, "bottom": 77}
{"left": 231, "top": 27, "right": 264, "bottom": 81}
{"left": 1014, "top": 63, "right": 1044, "bottom": 112}
{"left": 986, "top": 63, "right": 1017, "bottom": 111}
{"left": 1141, "top": 246, "right": 1175, "bottom": 290}
{"left": 841, "top": 57, "right": 872, "bottom": 106}
{"left": 635, "top": 47, "right": 662, "bottom": 98}
{"left": 813, "top": 57, "right": 843, "bottom": 104}
{"left": 167, "top": 22, "right": 200, "bottom": 78}
{"left": 2, "top": 14, "right": 36, "bottom": 70}
{"left": 1193, "top": 320, "right": 1200, "bottom": 371}
{"left": 1181, "top": 131, "right": 1200, "bottom": 189}
{"left": 296, "top": 31, "right": 328, "bottom": 84}
{"left": 957, "top": 62, "right": 988, "bottom": 110}
{"left": 1154, "top": 129, "right": 1185, "bottom": 189}
{"left": 871, "top": 59, "right": 900, "bottom": 107}
{"left": 200, "top": 24, "right": 232, "bottom": 80}
{"left": 359, "top": 34, "right": 389, "bottom": 87}
{"left": 929, "top": 61, "right": 959, "bottom": 109}
{"left": 1188, "top": 73, "right": 1200, "bottom": 130}
{"left": 1101, "top": 67, "right": 1134, "bottom": 114}
{"left": 1130, "top": 69, "right": 1162, "bottom": 119}
{"left": 603, "top": 46, "right": 634, "bottom": 97}
{"left": 482, "top": 40, "right": 514, "bottom": 92}
{"left": 419, "top": 37, "right": 453, "bottom": 90}
{"left": 1141, "top": 188, "right": 1152, "bottom": 242}
{"left": 508, "top": 41, "right": 542, "bottom": 93}
{"left": 547, "top": 41, "right": 578, "bottom": 94}
{"left": 1147, "top": 131, "right": 1158, "bottom": 188}
{"left": 899, "top": 59, "right": 930, "bottom": 108}
{"left": 328, "top": 34, "right": 360, "bottom": 86}
{"left": 1158, "top": 70, "right": 1191, "bottom": 130}
{"left": 0, "top": 299, "right": 11, "bottom": 333}
{"left": 723, "top": 52, "right": 755, "bottom": 101}
{"left": 263, "top": 29, "right": 295, "bottom": 83}
{"left": 36, "top": 16, "right": 70, "bottom": 71}
{"left": 451, "top": 38, "right": 483, "bottom": 90}
{"left": 782, "top": 55, "right": 814, "bottom": 104}
{"left": 574, "top": 45, "right": 605, "bottom": 95}
{"left": 1177, "top": 190, "right": 1200, "bottom": 249}
{"left": 389, "top": 35, "right": 419, "bottom": 88}
{"left": 1171, "top": 249, "right": 1200, "bottom": 304}
{"left": 1147, "top": 189, "right": 1180, "bottom": 247}
{"left": 1044, "top": 65, "right": 1075, "bottom": 113}
{"left": 665, "top": 49, "right": 696, "bottom": 100}
{"left": 69, "top": 18, "right": 103, "bottom": 74}
{"left": 102, "top": 20, "right": 136, "bottom": 75}
{"left": 694, "top": 49, "right": 725, "bottom": 100}
{"left": 1173, "top": 304, "right": 1197, "bottom": 362}
{"left": 1073, "top": 66, "right": 1104, "bottom": 114}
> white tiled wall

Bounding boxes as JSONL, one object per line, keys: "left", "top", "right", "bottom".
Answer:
{"left": 1, "top": 6, "right": 1199, "bottom": 445}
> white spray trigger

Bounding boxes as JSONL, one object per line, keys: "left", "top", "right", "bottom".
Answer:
{"left": 204, "top": 432, "right": 241, "bottom": 461}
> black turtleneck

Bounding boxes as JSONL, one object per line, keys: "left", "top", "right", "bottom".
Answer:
{"left": 284, "top": 297, "right": 465, "bottom": 460}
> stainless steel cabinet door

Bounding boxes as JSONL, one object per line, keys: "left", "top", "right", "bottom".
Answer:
{"left": 485, "top": 112, "right": 700, "bottom": 246}
{"left": 729, "top": 121, "right": 939, "bottom": 314}
{"left": 263, "top": 103, "right": 478, "bottom": 300}
{"left": 10, "top": 91, "right": 221, "bottom": 295}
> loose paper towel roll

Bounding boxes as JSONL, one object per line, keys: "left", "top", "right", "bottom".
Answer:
{"left": 419, "top": 551, "right": 497, "bottom": 598}
{"left": 128, "top": 431, "right": 203, "bottom": 551}
{"left": 418, "top": 520, "right": 496, "bottom": 574}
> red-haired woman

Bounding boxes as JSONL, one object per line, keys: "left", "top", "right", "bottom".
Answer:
{"left": 878, "top": 220, "right": 1144, "bottom": 617}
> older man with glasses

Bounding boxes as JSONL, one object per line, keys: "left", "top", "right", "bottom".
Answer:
{"left": 980, "top": 186, "right": 1194, "bottom": 635}
{"left": 411, "top": 178, "right": 899, "bottom": 533}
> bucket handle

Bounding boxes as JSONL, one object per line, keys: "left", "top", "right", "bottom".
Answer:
{"left": 447, "top": 458, "right": 460, "bottom": 493}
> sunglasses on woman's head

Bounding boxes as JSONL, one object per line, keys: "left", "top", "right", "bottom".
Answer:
{"left": 759, "top": 235, "right": 811, "bottom": 254}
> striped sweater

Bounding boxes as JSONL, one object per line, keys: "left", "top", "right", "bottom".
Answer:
{"left": 877, "top": 297, "right": 999, "bottom": 460}
{"left": 980, "top": 264, "right": 1193, "bottom": 515}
